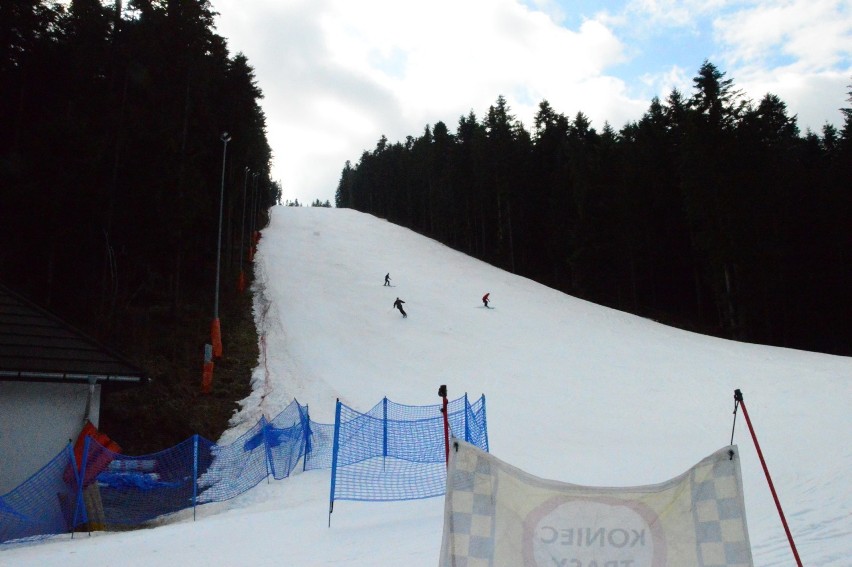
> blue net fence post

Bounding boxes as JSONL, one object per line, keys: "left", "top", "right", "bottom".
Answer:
{"left": 464, "top": 393, "right": 470, "bottom": 443}
{"left": 71, "top": 435, "right": 90, "bottom": 537}
{"left": 65, "top": 442, "right": 78, "bottom": 536}
{"left": 71, "top": 440, "right": 87, "bottom": 534}
{"left": 67, "top": 441, "right": 85, "bottom": 536}
{"left": 192, "top": 434, "right": 199, "bottom": 521}
{"left": 328, "top": 398, "right": 342, "bottom": 527}
{"left": 260, "top": 415, "right": 274, "bottom": 482}
{"left": 301, "top": 403, "right": 311, "bottom": 472}
{"left": 382, "top": 396, "right": 388, "bottom": 469}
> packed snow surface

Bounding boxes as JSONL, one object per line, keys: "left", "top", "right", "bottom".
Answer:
{"left": 4, "top": 206, "right": 851, "bottom": 566}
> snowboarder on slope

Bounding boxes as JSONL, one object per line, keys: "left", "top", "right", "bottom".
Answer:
{"left": 482, "top": 293, "right": 490, "bottom": 308}
{"left": 384, "top": 273, "right": 391, "bottom": 286}
{"left": 393, "top": 297, "right": 407, "bottom": 318}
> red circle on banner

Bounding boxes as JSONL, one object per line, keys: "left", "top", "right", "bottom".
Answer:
{"left": 522, "top": 495, "right": 667, "bottom": 567}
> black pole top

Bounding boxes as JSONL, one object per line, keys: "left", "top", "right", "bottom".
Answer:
{"left": 734, "top": 389, "right": 743, "bottom": 402}
{"left": 438, "top": 384, "right": 447, "bottom": 397}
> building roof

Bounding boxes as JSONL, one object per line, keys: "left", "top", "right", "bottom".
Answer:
{"left": 0, "top": 283, "right": 148, "bottom": 385}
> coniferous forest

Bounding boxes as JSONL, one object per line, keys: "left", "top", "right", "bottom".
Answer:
{"left": 337, "top": 63, "right": 852, "bottom": 356}
{"left": 1, "top": 1, "right": 278, "bottom": 450}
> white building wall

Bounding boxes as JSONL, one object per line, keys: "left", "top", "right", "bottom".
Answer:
{"left": 0, "top": 381, "right": 100, "bottom": 495}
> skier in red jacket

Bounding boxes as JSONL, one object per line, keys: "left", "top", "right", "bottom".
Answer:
{"left": 482, "top": 293, "right": 490, "bottom": 308}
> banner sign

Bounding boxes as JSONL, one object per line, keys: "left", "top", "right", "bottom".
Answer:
{"left": 440, "top": 442, "right": 753, "bottom": 567}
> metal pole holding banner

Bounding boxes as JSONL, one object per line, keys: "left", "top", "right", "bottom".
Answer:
{"left": 734, "top": 389, "right": 802, "bottom": 567}
{"left": 439, "top": 385, "right": 449, "bottom": 467}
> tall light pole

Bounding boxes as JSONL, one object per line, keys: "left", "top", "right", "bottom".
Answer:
{"left": 248, "top": 171, "right": 259, "bottom": 262}
{"left": 253, "top": 171, "right": 260, "bottom": 235}
{"left": 237, "top": 166, "right": 250, "bottom": 293}
{"left": 211, "top": 131, "right": 230, "bottom": 359}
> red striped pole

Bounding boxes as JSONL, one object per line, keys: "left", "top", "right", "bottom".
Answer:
{"left": 735, "top": 389, "right": 802, "bottom": 566}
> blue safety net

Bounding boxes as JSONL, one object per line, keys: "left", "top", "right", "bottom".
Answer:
{"left": 196, "top": 418, "right": 272, "bottom": 503}
{"left": 198, "top": 399, "right": 309, "bottom": 502}
{"left": 267, "top": 399, "right": 310, "bottom": 479}
{"left": 0, "top": 400, "right": 312, "bottom": 544}
{"left": 0, "top": 446, "right": 85, "bottom": 544}
{"left": 462, "top": 394, "right": 489, "bottom": 452}
{"left": 329, "top": 394, "right": 488, "bottom": 504}
{"left": 91, "top": 435, "right": 214, "bottom": 526}
{"left": 1, "top": 395, "right": 489, "bottom": 544}
{"left": 304, "top": 421, "right": 335, "bottom": 471}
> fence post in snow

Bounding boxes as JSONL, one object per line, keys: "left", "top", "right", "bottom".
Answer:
{"left": 261, "top": 415, "right": 274, "bottom": 482}
{"left": 67, "top": 441, "right": 82, "bottom": 537}
{"left": 464, "top": 392, "right": 470, "bottom": 443}
{"left": 192, "top": 435, "right": 199, "bottom": 521}
{"left": 302, "top": 403, "right": 311, "bottom": 472}
{"left": 383, "top": 396, "right": 388, "bottom": 469}
{"left": 328, "top": 398, "right": 342, "bottom": 527}
{"left": 72, "top": 435, "right": 91, "bottom": 536}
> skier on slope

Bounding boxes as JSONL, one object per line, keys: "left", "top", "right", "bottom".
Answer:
{"left": 482, "top": 292, "right": 490, "bottom": 308}
{"left": 393, "top": 297, "right": 407, "bottom": 318}
{"left": 384, "top": 273, "right": 391, "bottom": 286}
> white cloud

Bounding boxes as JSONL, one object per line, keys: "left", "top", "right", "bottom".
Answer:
{"left": 617, "top": 0, "right": 729, "bottom": 28}
{"left": 640, "top": 65, "right": 693, "bottom": 99}
{"left": 522, "top": 0, "right": 568, "bottom": 24}
{"left": 734, "top": 69, "right": 850, "bottom": 132}
{"left": 706, "top": 1, "right": 852, "bottom": 131}
{"left": 215, "top": 0, "right": 851, "bottom": 204}
{"left": 216, "top": 0, "right": 638, "bottom": 203}
{"left": 713, "top": 0, "right": 852, "bottom": 70}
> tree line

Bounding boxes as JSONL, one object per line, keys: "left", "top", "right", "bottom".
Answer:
{"left": 1, "top": 0, "right": 279, "bottom": 448}
{"left": 336, "top": 62, "right": 852, "bottom": 356}
{"left": 1, "top": 0, "right": 279, "bottom": 336}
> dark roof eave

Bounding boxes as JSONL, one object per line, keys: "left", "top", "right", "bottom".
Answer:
{"left": 0, "top": 370, "right": 148, "bottom": 385}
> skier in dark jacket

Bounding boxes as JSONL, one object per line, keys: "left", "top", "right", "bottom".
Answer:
{"left": 393, "top": 297, "right": 407, "bottom": 318}
{"left": 482, "top": 292, "right": 490, "bottom": 308}
{"left": 384, "top": 273, "right": 391, "bottom": 286}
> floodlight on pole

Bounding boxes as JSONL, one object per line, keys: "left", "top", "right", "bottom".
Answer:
{"left": 211, "top": 131, "right": 230, "bottom": 359}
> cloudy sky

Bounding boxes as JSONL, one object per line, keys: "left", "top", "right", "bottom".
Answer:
{"left": 213, "top": 0, "right": 852, "bottom": 206}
